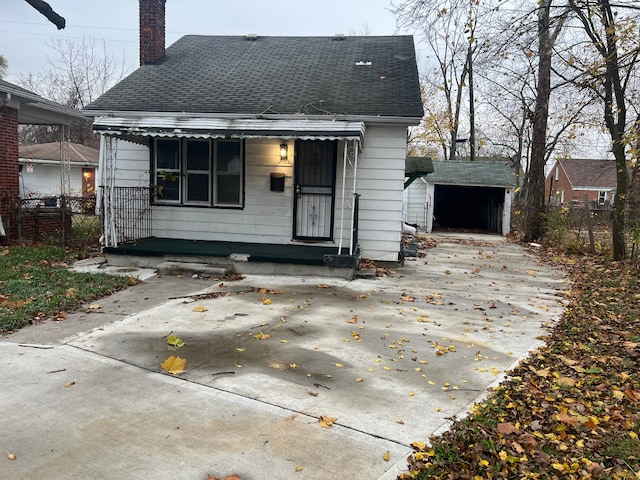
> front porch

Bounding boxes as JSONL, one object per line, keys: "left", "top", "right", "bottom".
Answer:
{"left": 103, "top": 237, "right": 360, "bottom": 278}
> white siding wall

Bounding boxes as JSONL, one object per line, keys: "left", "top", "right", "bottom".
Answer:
{"left": 108, "top": 127, "right": 408, "bottom": 261}
{"left": 19, "top": 163, "right": 85, "bottom": 197}
{"left": 352, "top": 125, "right": 408, "bottom": 262}
{"left": 150, "top": 139, "right": 296, "bottom": 244}
{"left": 404, "top": 179, "right": 429, "bottom": 229}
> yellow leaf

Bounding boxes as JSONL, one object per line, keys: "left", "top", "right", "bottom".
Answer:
{"left": 235, "top": 347, "right": 245, "bottom": 352}
{"left": 408, "top": 391, "right": 415, "bottom": 396}
{"left": 383, "top": 450, "right": 390, "bottom": 462}
{"left": 192, "top": 305, "right": 208, "bottom": 312}
{"left": 290, "top": 363, "right": 298, "bottom": 369}
{"left": 254, "top": 332, "right": 270, "bottom": 340}
{"left": 87, "top": 303, "right": 101, "bottom": 309}
{"left": 161, "top": 355, "right": 187, "bottom": 375}
{"left": 355, "top": 377, "right": 363, "bottom": 382}
{"left": 65, "top": 381, "right": 75, "bottom": 387}
{"left": 295, "top": 465, "right": 303, "bottom": 472}
{"left": 335, "top": 363, "right": 344, "bottom": 368}
{"left": 7, "top": 452, "right": 16, "bottom": 460}
{"left": 262, "top": 298, "right": 272, "bottom": 305}
{"left": 499, "top": 451, "right": 508, "bottom": 461}
{"left": 480, "top": 459, "right": 489, "bottom": 466}
{"left": 280, "top": 339, "right": 288, "bottom": 343}
{"left": 167, "top": 335, "right": 184, "bottom": 349}
{"left": 318, "top": 415, "right": 338, "bottom": 428}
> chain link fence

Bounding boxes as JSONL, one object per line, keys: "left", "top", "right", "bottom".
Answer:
{"left": 18, "top": 196, "right": 100, "bottom": 249}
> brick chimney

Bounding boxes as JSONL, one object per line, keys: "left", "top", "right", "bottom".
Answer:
{"left": 139, "top": 0, "right": 166, "bottom": 65}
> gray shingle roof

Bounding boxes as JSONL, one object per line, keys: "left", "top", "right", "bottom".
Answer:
{"left": 427, "top": 161, "right": 517, "bottom": 187}
{"left": 85, "top": 35, "right": 423, "bottom": 119}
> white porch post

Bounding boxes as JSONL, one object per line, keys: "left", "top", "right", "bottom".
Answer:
{"left": 348, "top": 139, "right": 359, "bottom": 255}
{"left": 338, "top": 141, "right": 348, "bottom": 254}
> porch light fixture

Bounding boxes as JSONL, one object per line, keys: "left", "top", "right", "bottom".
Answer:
{"left": 279, "top": 143, "right": 288, "bottom": 161}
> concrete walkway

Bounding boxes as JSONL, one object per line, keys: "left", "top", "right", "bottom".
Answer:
{"left": 0, "top": 233, "right": 566, "bottom": 480}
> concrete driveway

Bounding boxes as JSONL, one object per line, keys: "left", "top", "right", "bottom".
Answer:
{"left": 0, "top": 233, "right": 566, "bottom": 480}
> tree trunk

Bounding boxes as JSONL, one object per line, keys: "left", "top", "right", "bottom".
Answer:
{"left": 601, "top": 0, "right": 628, "bottom": 260}
{"left": 523, "top": 0, "right": 553, "bottom": 243}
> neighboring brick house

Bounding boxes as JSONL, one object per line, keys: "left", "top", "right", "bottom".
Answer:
{"left": 545, "top": 158, "right": 616, "bottom": 207}
{"left": 0, "top": 80, "right": 84, "bottom": 239}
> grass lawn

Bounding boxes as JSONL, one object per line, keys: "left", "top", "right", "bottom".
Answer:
{"left": 0, "top": 244, "right": 135, "bottom": 334}
{"left": 401, "top": 252, "right": 640, "bottom": 479}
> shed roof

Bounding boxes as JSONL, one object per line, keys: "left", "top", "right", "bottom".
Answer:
{"left": 84, "top": 35, "right": 423, "bottom": 120}
{"left": 427, "top": 161, "right": 516, "bottom": 188}
{"left": 19, "top": 142, "right": 99, "bottom": 165}
{"left": 555, "top": 158, "right": 616, "bottom": 189}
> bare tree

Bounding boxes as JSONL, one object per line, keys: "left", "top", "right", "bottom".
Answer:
{"left": 0, "top": 54, "right": 7, "bottom": 79}
{"left": 562, "top": 0, "right": 640, "bottom": 259}
{"left": 17, "top": 37, "right": 128, "bottom": 147}
{"left": 392, "top": 0, "right": 486, "bottom": 161}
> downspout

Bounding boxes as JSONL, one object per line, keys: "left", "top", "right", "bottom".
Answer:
{"left": 338, "top": 141, "right": 348, "bottom": 254}
{"left": 349, "top": 139, "right": 359, "bottom": 255}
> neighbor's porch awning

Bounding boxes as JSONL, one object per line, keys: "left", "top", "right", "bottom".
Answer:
{"left": 92, "top": 116, "right": 366, "bottom": 142}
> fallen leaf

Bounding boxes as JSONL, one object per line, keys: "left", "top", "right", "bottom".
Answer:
{"left": 254, "top": 332, "right": 270, "bottom": 340}
{"left": 262, "top": 298, "right": 272, "bottom": 305}
{"left": 497, "top": 422, "right": 519, "bottom": 435}
{"left": 167, "top": 335, "right": 185, "bottom": 349}
{"left": 161, "top": 355, "right": 186, "bottom": 375}
{"left": 318, "top": 415, "right": 338, "bottom": 428}
{"left": 7, "top": 452, "right": 16, "bottom": 460}
{"left": 87, "top": 304, "right": 101, "bottom": 309}
{"left": 192, "top": 305, "right": 208, "bottom": 312}
{"left": 295, "top": 465, "right": 303, "bottom": 472}
{"left": 383, "top": 451, "right": 391, "bottom": 462}
{"left": 65, "top": 381, "right": 75, "bottom": 387}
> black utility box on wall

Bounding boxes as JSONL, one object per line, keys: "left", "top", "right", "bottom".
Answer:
{"left": 270, "top": 173, "right": 285, "bottom": 192}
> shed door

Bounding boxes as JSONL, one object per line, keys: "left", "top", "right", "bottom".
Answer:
{"left": 293, "top": 140, "right": 336, "bottom": 240}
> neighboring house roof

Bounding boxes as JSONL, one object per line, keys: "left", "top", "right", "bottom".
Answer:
{"left": 19, "top": 142, "right": 99, "bottom": 165}
{"left": 427, "top": 161, "right": 517, "bottom": 188}
{"left": 0, "top": 79, "right": 84, "bottom": 125}
{"left": 84, "top": 35, "right": 423, "bottom": 120}
{"left": 553, "top": 158, "right": 616, "bottom": 190}
{"left": 406, "top": 157, "right": 435, "bottom": 176}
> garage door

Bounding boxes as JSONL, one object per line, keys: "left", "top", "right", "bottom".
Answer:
{"left": 433, "top": 185, "right": 505, "bottom": 233}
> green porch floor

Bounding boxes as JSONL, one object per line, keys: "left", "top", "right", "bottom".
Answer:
{"left": 103, "top": 237, "right": 355, "bottom": 266}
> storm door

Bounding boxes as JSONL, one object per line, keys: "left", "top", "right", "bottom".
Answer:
{"left": 293, "top": 140, "right": 337, "bottom": 240}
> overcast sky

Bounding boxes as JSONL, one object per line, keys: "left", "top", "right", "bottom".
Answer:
{"left": 1, "top": 0, "right": 411, "bottom": 83}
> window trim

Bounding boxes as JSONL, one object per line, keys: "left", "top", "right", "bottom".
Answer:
{"left": 151, "top": 137, "right": 244, "bottom": 208}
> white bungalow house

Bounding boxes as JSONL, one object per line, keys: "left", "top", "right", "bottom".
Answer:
{"left": 83, "top": 0, "right": 423, "bottom": 274}
{"left": 19, "top": 142, "right": 98, "bottom": 200}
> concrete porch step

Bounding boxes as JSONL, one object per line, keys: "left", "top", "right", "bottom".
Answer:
{"left": 156, "top": 261, "right": 233, "bottom": 278}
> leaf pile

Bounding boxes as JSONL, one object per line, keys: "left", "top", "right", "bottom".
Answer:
{"left": 401, "top": 254, "right": 640, "bottom": 479}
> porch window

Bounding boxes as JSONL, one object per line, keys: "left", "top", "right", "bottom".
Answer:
{"left": 153, "top": 138, "right": 244, "bottom": 207}
{"left": 155, "top": 139, "right": 180, "bottom": 202}
{"left": 185, "top": 140, "right": 211, "bottom": 204}
{"left": 215, "top": 140, "right": 242, "bottom": 206}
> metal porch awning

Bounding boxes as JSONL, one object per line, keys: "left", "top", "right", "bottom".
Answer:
{"left": 92, "top": 116, "right": 366, "bottom": 142}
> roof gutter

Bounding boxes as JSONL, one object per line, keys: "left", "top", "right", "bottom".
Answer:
{"left": 82, "top": 109, "right": 422, "bottom": 126}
